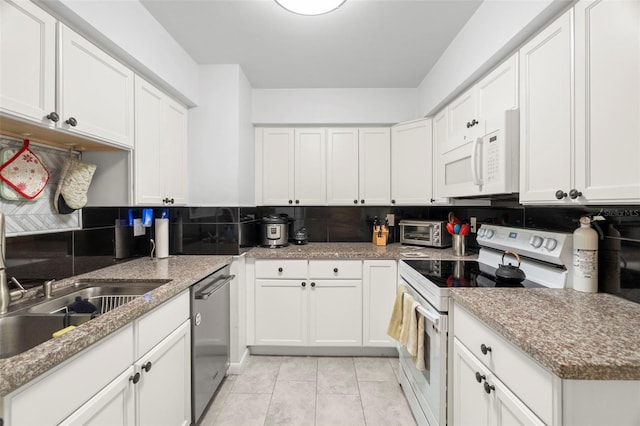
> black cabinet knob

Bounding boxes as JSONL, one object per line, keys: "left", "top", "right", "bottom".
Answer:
{"left": 142, "top": 361, "right": 152, "bottom": 372}
{"left": 289, "top": 200, "right": 293, "bottom": 204}
{"left": 129, "top": 372, "right": 141, "bottom": 384}
{"left": 310, "top": 282, "right": 316, "bottom": 287}
{"left": 65, "top": 117, "right": 78, "bottom": 127}
{"left": 301, "top": 282, "right": 306, "bottom": 287}
{"left": 569, "top": 189, "right": 582, "bottom": 199}
{"left": 480, "top": 344, "right": 492, "bottom": 355}
{"left": 430, "top": 198, "right": 435, "bottom": 203}
{"left": 471, "top": 119, "right": 478, "bottom": 127}
{"left": 354, "top": 200, "right": 358, "bottom": 204}
{"left": 475, "top": 372, "right": 486, "bottom": 383}
{"left": 333, "top": 268, "right": 338, "bottom": 273}
{"left": 278, "top": 267, "right": 283, "bottom": 272}
{"left": 484, "top": 382, "right": 495, "bottom": 394}
{"left": 466, "top": 121, "right": 471, "bottom": 128}
{"left": 555, "top": 190, "right": 567, "bottom": 200}
{"left": 47, "top": 112, "right": 59, "bottom": 122}
{"left": 361, "top": 199, "right": 365, "bottom": 204}
{"left": 391, "top": 199, "right": 396, "bottom": 204}
{"left": 295, "top": 200, "right": 299, "bottom": 204}
{"left": 170, "top": 198, "right": 175, "bottom": 204}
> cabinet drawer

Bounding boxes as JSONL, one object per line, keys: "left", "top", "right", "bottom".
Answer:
{"left": 255, "top": 259, "right": 308, "bottom": 279}
{"left": 309, "top": 260, "right": 362, "bottom": 279}
{"left": 5, "top": 324, "right": 134, "bottom": 426}
{"left": 453, "top": 303, "right": 553, "bottom": 425}
{"left": 137, "top": 290, "right": 189, "bottom": 358}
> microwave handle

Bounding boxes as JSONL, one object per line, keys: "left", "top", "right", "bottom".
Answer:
{"left": 471, "top": 136, "right": 482, "bottom": 186}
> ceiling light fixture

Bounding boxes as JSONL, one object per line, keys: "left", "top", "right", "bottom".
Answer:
{"left": 275, "top": 0, "right": 347, "bottom": 16}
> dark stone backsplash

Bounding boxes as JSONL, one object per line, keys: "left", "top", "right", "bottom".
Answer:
{"left": 5, "top": 203, "right": 639, "bottom": 304}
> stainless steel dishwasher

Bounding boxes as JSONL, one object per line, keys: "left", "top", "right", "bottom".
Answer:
{"left": 190, "top": 265, "right": 234, "bottom": 425}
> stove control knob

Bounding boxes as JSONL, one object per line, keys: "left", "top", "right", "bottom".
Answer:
{"left": 544, "top": 238, "right": 558, "bottom": 251}
{"left": 485, "top": 229, "right": 495, "bottom": 239}
{"left": 530, "top": 235, "right": 543, "bottom": 248}
{"left": 478, "top": 228, "right": 485, "bottom": 237}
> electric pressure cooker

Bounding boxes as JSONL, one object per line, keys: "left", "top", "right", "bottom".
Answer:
{"left": 259, "top": 215, "right": 290, "bottom": 248}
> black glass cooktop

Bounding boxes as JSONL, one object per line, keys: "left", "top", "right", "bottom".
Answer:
{"left": 402, "top": 259, "right": 544, "bottom": 288}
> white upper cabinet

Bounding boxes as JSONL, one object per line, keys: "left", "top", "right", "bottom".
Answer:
{"left": 327, "top": 128, "right": 360, "bottom": 205}
{"left": 520, "top": 0, "right": 639, "bottom": 205}
{"left": 573, "top": 0, "right": 640, "bottom": 203}
{"left": 358, "top": 128, "right": 391, "bottom": 205}
{"left": 446, "top": 88, "right": 479, "bottom": 154}
{"left": 294, "top": 128, "right": 326, "bottom": 205}
{"left": 391, "top": 118, "right": 438, "bottom": 205}
{"left": 256, "top": 127, "right": 326, "bottom": 206}
{"left": 134, "top": 76, "right": 187, "bottom": 206}
{"left": 0, "top": 0, "right": 56, "bottom": 125}
{"left": 256, "top": 128, "right": 295, "bottom": 206}
{"left": 327, "top": 128, "right": 390, "bottom": 206}
{"left": 58, "top": 24, "right": 135, "bottom": 148}
{"left": 476, "top": 54, "right": 519, "bottom": 137}
{"left": 519, "top": 10, "right": 574, "bottom": 204}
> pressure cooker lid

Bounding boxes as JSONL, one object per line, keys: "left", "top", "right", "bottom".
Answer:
{"left": 262, "top": 214, "right": 288, "bottom": 224}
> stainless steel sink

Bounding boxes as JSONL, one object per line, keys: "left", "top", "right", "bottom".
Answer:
{"left": 27, "top": 281, "right": 167, "bottom": 314}
{"left": 0, "top": 279, "right": 170, "bottom": 359}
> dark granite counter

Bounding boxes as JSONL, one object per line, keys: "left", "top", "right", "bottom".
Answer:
{"left": 450, "top": 288, "right": 640, "bottom": 380}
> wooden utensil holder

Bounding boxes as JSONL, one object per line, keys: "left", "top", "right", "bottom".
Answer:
{"left": 372, "top": 226, "right": 389, "bottom": 246}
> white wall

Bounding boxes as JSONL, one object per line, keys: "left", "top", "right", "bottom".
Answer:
{"left": 252, "top": 88, "right": 419, "bottom": 125}
{"left": 37, "top": 0, "right": 199, "bottom": 107}
{"left": 188, "top": 65, "right": 254, "bottom": 206}
{"left": 417, "top": 0, "right": 574, "bottom": 116}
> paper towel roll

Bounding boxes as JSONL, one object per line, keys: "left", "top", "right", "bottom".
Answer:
{"left": 155, "top": 218, "right": 169, "bottom": 258}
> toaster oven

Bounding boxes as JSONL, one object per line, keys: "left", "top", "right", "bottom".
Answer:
{"left": 399, "top": 220, "right": 452, "bottom": 248}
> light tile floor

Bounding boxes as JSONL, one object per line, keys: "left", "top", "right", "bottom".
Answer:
{"left": 199, "top": 355, "right": 417, "bottom": 426}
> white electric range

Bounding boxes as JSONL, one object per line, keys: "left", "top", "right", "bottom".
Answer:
{"left": 397, "top": 224, "right": 573, "bottom": 426}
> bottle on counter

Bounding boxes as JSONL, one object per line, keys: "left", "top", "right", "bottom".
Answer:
{"left": 573, "top": 216, "right": 598, "bottom": 293}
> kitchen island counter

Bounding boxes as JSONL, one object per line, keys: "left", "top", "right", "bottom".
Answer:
{"left": 450, "top": 288, "right": 640, "bottom": 380}
{"left": 245, "top": 242, "right": 477, "bottom": 261}
{"left": 0, "top": 255, "right": 232, "bottom": 397}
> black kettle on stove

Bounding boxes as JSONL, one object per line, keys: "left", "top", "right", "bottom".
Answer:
{"left": 495, "top": 250, "right": 526, "bottom": 286}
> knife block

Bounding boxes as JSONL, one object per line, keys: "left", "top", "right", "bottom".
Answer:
{"left": 372, "top": 226, "right": 389, "bottom": 246}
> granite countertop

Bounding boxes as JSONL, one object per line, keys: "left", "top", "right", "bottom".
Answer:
{"left": 0, "top": 255, "right": 232, "bottom": 397}
{"left": 450, "top": 288, "right": 640, "bottom": 380}
{"left": 245, "top": 242, "right": 477, "bottom": 261}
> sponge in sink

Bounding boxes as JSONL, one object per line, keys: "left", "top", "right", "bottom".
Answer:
{"left": 52, "top": 325, "right": 76, "bottom": 338}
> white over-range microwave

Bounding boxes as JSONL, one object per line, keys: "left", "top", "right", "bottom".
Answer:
{"left": 438, "top": 109, "right": 519, "bottom": 198}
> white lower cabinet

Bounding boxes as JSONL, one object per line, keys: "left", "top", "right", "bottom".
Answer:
{"left": 362, "top": 260, "right": 397, "bottom": 347}
{"left": 452, "top": 339, "right": 543, "bottom": 426}
{"left": 2, "top": 291, "right": 191, "bottom": 426}
{"left": 253, "top": 260, "right": 362, "bottom": 346}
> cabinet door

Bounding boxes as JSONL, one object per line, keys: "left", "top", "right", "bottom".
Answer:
{"left": 0, "top": 0, "right": 56, "bottom": 125}
{"left": 259, "top": 128, "right": 295, "bottom": 205}
{"left": 295, "top": 128, "right": 326, "bottom": 205}
{"left": 574, "top": 0, "right": 640, "bottom": 203}
{"left": 58, "top": 24, "right": 134, "bottom": 148}
{"left": 432, "top": 109, "right": 450, "bottom": 203}
{"left": 136, "top": 320, "right": 191, "bottom": 426}
{"left": 327, "top": 128, "right": 359, "bottom": 205}
{"left": 134, "top": 76, "right": 164, "bottom": 205}
{"left": 308, "top": 279, "right": 362, "bottom": 346}
{"left": 491, "top": 375, "right": 545, "bottom": 426}
{"left": 452, "top": 338, "right": 491, "bottom": 426}
{"left": 359, "top": 128, "right": 391, "bottom": 205}
{"left": 518, "top": 10, "right": 573, "bottom": 204}
{"left": 59, "top": 367, "right": 135, "bottom": 426}
{"left": 447, "top": 88, "right": 479, "bottom": 154}
{"left": 255, "top": 279, "right": 307, "bottom": 345}
{"left": 163, "top": 98, "right": 188, "bottom": 205}
{"left": 477, "top": 53, "right": 519, "bottom": 136}
{"left": 362, "top": 260, "right": 397, "bottom": 347}
{"left": 391, "top": 119, "right": 433, "bottom": 205}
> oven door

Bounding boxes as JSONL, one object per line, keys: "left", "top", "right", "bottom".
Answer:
{"left": 398, "top": 276, "right": 448, "bottom": 426}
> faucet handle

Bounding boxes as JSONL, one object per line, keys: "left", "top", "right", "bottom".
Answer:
{"left": 10, "top": 277, "right": 25, "bottom": 291}
{"left": 43, "top": 279, "right": 55, "bottom": 298}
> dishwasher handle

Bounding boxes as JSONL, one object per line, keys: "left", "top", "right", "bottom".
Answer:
{"left": 194, "top": 274, "right": 235, "bottom": 300}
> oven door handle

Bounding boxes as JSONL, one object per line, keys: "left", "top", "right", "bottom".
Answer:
{"left": 416, "top": 304, "right": 443, "bottom": 333}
